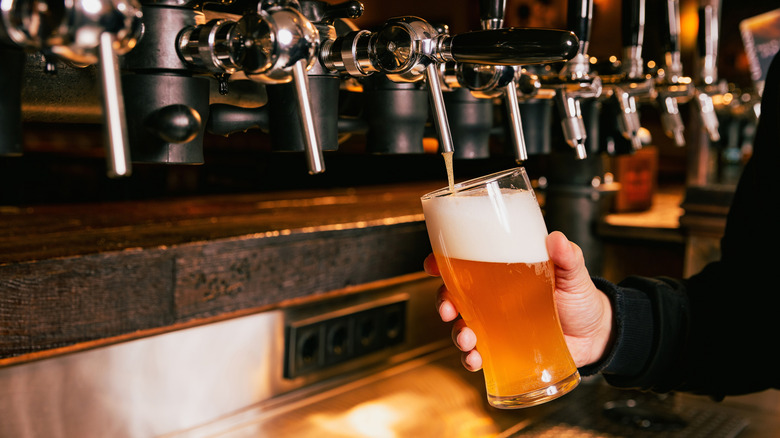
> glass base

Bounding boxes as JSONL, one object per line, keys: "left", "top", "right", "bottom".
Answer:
{"left": 487, "top": 370, "right": 581, "bottom": 409}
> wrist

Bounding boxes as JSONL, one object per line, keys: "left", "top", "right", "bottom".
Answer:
{"left": 593, "top": 289, "right": 615, "bottom": 363}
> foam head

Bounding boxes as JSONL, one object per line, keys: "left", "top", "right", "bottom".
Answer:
{"left": 422, "top": 187, "right": 549, "bottom": 264}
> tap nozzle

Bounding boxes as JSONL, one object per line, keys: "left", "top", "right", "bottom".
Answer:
{"left": 556, "top": 89, "right": 589, "bottom": 159}
{"left": 659, "top": 95, "right": 686, "bottom": 147}
{"left": 695, "top": 88, "right": 720, "bottom": 142}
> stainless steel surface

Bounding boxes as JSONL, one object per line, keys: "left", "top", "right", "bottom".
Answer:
{"left": 0, "top": 274, "right": 449, "bottom": 438}
{"left": 162, "top": 351, "right": 759, "bottom": 438}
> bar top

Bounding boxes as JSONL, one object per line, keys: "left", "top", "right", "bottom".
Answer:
{"left": 0, "top": 182, "right": 443, "bottom": 363}
{"left": 0, "top": 182, "right": 442, "bottom": 265}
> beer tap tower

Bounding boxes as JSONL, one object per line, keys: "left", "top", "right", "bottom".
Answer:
{"left": 655, "top": 0, "right": 694, "bottom": 148}
{"left": 447, "top": 0, "right": 532, "bottom": 163}
{"left": 688, "top": 0, "right": 730, "bottom": 186}
{"left": 540, "top": 0, "right": 611, "bottom": 276}
{"left": 2, "top": 0, "right": 583, "bottom": 183}
{"left": 596, "top": 0, "right": 654, "bottom": 155}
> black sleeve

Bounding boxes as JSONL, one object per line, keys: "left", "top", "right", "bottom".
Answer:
{"left": 579, "top": 52, "right": 780, "bottom": 399}
{"left": 578, "top": 275, "right": 690, "bottom": 395}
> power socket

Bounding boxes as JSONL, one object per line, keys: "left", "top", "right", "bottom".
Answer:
{"left": 284, "top": 298, "right": 407, "bottom": 379}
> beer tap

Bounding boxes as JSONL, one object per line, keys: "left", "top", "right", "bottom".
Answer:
{"left": 546, "top": 0, "right": 602, "bottom": 160}
{"left": 0, "top": 0, "right": 142, "bottom": 176}
{"left": 436, "top": 0, "right": 532, "bottom": 161}
{"left": 693, "top": 0, "right": 724, "bottom": 143}
{"left": 321, "top": 17, "right": 579, "bottom": 159}
{"left": 596, "top": 0, "right": 654, "bottom": 153}
{"left": 656, "top": 0, "right": 693, "bottom": 147}
{"left": 471, "top": 0, "right": 529, "bottom": 162}
{"left": 178, "top": 0, "right": 324, "bottom": 174}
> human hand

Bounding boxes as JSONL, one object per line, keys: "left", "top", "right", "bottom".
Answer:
{"left": 423, "top": 231, "right": 614, "bottom": 372}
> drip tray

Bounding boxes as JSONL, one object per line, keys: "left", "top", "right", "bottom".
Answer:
{"left": 164, "top": 348, "right": 749, "bottom": 438}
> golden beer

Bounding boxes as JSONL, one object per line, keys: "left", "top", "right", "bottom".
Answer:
{"left": 421, "top": 168, "right": 580, "bottom": 409}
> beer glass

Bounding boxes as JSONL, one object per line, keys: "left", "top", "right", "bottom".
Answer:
{"left": 421, "top": 167, "right": 580, "bottom": 409}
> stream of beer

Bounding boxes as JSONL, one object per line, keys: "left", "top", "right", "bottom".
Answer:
{"left": 442, "top": 151, "right": 455, "bottom": 193}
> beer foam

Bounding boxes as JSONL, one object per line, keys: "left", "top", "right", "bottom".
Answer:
{"left": 422, "top": 188, "right": 549, "bottom": 263}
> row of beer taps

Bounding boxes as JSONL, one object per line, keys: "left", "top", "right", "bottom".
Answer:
{"left": 0, "top": 0, "right": 742, "bottom": 179}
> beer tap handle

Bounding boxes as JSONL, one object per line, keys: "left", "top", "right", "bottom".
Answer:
{"left": 308, "top": 0, "right": 363, "bottom": 23}
{"left": 697, "top": 0, "right": 721, "bottom": 85}
{"left": 325, "top": 26, "right": 578, "bottom": 75}
{"left": 694, "top": 0, "right": 721, "bottom": 142}
{"left": 443, "top": 28, "right": 578, "bottom": 66}
{"left": 479, "top": 0, "right": 506, "bottom": 29}
{"left": 474, "top": 0, "right": 527, "bottom": 162}
{"left": 550, "top": 0, "right": 595, "bottom": 158}
{"left": 661, "top": 0, "right": 683, "bottom": 81}
{"left": 622, "top": 0, "right": 646, "bottom": 80}
{"left": 98, "top": 32, "right": 132, "bottom": 177}
{"left": 567, "top": 0, "right": 593, "bottom": 57}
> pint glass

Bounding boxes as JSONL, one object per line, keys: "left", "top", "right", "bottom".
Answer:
{"left": 421, "top": 167, "right": 580, "bottom": 409}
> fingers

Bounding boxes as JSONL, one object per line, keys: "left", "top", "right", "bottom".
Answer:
{"left": 436, "top": 285, "right": 459, "bottom": 322}
{"left": 451, "top": 319, "right": 477, "bottom": 351}
{"left": 423, "top": 253, "right": 440, "bottom": 276}
{"left": 425, "top": 253, "right": 481, "bottom": 372}
{"left": 461, "top": 350, "right": 483, "bottom": 372}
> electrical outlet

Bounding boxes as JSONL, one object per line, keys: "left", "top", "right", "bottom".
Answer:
{"left": 324, "top": 316, "right": 352, "bottom": 366}
{"left": 286, "top": 322, "right": 325, "bottom": 378}
{"left": 284, "top": 298, "right": 407, "bottom": 379}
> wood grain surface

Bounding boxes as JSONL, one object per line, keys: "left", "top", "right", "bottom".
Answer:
{"left": 0, "top": 182, "right": 443, "bottom": 364}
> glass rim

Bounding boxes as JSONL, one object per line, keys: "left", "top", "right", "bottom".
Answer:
{"left": 420, "top": 167, "right": 528, "bottom": 200}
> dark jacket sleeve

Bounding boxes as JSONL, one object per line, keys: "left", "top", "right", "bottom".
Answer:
{"left": 578, "top": 52, "right": 780, "bottom": 399}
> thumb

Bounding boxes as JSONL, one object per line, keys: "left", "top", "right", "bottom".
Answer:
{"left": 546, "top": 231, "right": 594, "bottom": 297}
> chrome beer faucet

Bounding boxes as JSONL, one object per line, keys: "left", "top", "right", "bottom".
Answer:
{"left": 1, "top": 0, "right": 142, "bottom": 176}
{"left": 534, "top": 0, "right": 602, "bottom": 160}
{"left": 471, "top": 0, "right": 529, "bottom": 162}
{"left": 321, "top": 16, "right": 579, "bottom": 159}
{"left": 692, "top": 0, "right": 725, "bottom": 143}
{"left": 655, "top": 0, "right": 694, "bottom": 147}
{"left": 178, "top": 0, "right": 325, "bottom": 174}
{"left": 597, "top": 0, "right": 654, "bottom": 153}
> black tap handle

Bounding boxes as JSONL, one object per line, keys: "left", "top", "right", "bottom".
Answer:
{"left": 697, "top": 5, "right": 706, "bottom": 58}
{"left": 622, "top": 0, "right": 644, "bottom": 49}
{"left": 567, "top": 0, "right": 593, "bottom": 45}
{"left": 697, "top": 2, "right": 719, "bottom": 58}
{"left": 300, "top": 0, "right": 363, "bottom": 23}
{"left": 661, "top": 0, "right": 681, "bottom": 55}
{"left": 479, "top": 0, "right": 506, "bottom": 27}
{"left": 449, "top": 28, "right": 579, "bottom": 66}
{"left": 322, "top": 0, "right": 363, "bottom": 20}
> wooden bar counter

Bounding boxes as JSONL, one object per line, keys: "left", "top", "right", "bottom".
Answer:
{"left": 0, "top": 182, "right": 442, "bottom": 365}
